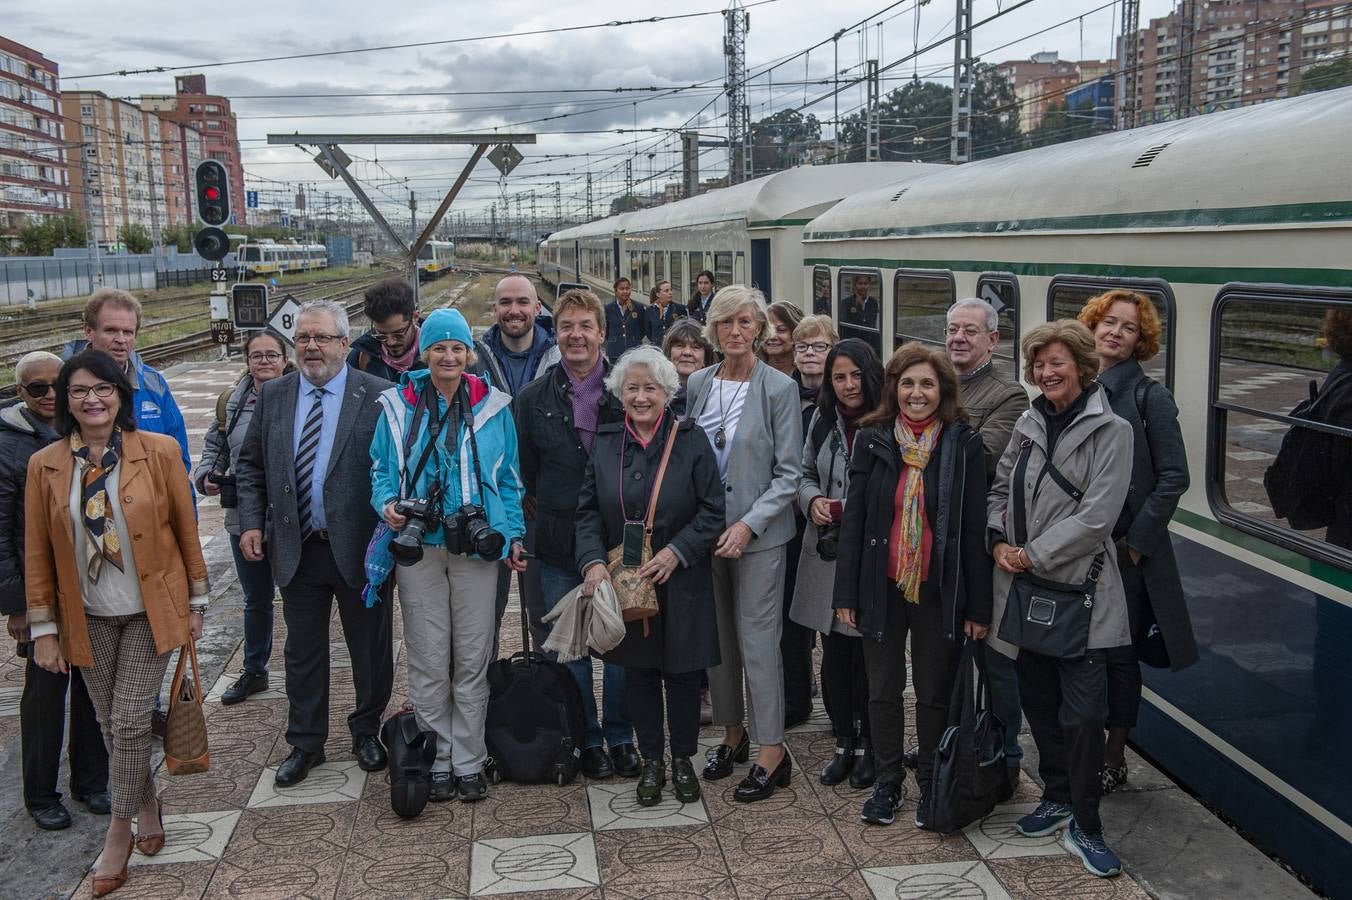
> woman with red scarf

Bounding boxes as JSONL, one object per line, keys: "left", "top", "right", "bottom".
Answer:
{"left": 833, "top": 342, "right": 992, "bottom": 828}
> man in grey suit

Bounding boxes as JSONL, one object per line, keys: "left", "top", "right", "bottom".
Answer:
{"left": 237, "top": 299, "right": 395, "bottom": 787}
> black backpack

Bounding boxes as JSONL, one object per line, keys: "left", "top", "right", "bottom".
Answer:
{"left": 1264, "top": 371, "right": 1352, "bottom": 531}
{"left": 484, "top": 596, "right": 585, "bottom": 786}
{"left": 926, "top": 641, "right": 1012, "bottom": 834}
{"left": 380, "top": 707, "right": 438, "bottom": 818}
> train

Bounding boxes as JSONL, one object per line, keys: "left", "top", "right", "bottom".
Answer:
{"left": 417, "top": 239, "right": 457, "bottom": 280}
{"left": 234, "top": 241, "right": 329, "bottom": 277}
{"left": 538, "top": 85, "right": 1352, "bottom": 894}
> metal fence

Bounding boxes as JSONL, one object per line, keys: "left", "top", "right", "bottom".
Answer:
{"left": 0, "top": 250, "right": 236, "bottom": 306}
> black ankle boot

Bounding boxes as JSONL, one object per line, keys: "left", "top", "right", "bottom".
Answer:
{"left": 820, "top": 736, "right": 857, "bottom": 786}
{"left": 850, "top": 738, "right": 876, "bottom": 789}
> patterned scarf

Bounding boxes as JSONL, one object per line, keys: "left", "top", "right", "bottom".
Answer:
{"left": 893, "top": 417, "right": 941, "bottom": 603}
{"left": 379, "top": 325, "right": 421, "bottom": 375}
{"left": 72, "top": 429, "right": 124, "bottom": 583}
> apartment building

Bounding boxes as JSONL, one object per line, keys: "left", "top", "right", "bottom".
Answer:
{"left": 0, "top": 37, "right": 69, "bottom": 243}
{"left": 146, "top": 74, "right": 245, "bottom": 225}
{"left": 996, "top": 52, "right": 1118, "bottom": 132}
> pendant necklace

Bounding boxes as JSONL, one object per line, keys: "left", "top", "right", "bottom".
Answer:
{"left": 713, "top": 366, "right": 749, "bottom": 450}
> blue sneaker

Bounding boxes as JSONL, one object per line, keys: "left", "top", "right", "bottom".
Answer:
{"left": 1015, "top": 800, "right": 1073, "bottom": 837}
{"left": 1065, "top": 819, "right": 1123, "bottom": 877}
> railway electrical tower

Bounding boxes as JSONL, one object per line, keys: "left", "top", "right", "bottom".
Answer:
{"left": 950, "top": 0, "right": 974, "bottom": 163}
{"left": 724, "top": 0, "right": 751, "bottom": 183}
{"left": 1118, "top": 0, "right": 1141, "bottom": 129}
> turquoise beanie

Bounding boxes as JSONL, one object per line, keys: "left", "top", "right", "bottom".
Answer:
{"left": 419, "top": 308, "right": 473, "bottom": 354}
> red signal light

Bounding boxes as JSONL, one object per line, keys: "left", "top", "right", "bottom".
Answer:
{"left": 205, "top": 186, "right": 221, "bottom": 201}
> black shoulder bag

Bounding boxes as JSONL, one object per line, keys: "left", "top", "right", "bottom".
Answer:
{"left": 997, "top": 439, "right": 1104, "bottom": 658}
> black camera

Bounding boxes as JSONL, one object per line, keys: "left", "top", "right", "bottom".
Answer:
{"left": 816, "top": 523, "right": 841, "bottom": 562}
{"left": 210, "top": 472, "right": 238, "bottom": 509}
{"left": 445, "top": 504, "right": 505, "bottom": 559}
{"left": 391, "top": 497, "right": 440, "bottom": 566}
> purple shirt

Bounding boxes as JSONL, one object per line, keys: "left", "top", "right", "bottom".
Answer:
{"left": 566, "top": 357, "right": 606, "bottom": 453}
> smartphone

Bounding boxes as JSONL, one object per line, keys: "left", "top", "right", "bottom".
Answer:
{"left": 827, "top": 499, "right": 844, "bottom": 522}
{"left": 622, "top": 522, "right": 646, "bottom": 567}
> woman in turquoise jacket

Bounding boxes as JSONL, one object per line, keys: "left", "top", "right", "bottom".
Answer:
{"left": 370, "top": 308, "right": 527, "bottom": 803}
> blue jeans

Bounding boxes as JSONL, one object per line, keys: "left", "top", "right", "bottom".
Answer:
{"left": 230, "top": 532, "right": 276, "bottom": 675}
{"left": 539, "top": 562, "right": 633, "bottom": 750}
{"left": 985, "top": 647, "right": 1024, "bottom": 765}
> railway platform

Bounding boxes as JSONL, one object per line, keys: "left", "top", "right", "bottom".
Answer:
{"left": 0, "top": 359, "right": 1320, "bottom": 900}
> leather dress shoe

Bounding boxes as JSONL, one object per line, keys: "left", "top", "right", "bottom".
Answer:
{"left": 701, "top": 731, "right": 750, "bottom": 781}
{"left": 221, "top": 671, "right": 269, "bottom": 705}
{"left": 671, "top": 757, "right": 701, "bottom": 803}
{"left": 609, "top": 742, "right": 641, "bottom": 778}
{"left": 275, "top": 748, "right": 325, "bottom": 787}
{"left": 850, "top": 738, "right": 877, "bottom": 790}
{"left": 903, "top": 745, "right": 919, "bottom": 770}
{"left": 354, "top": 735, "right": 387, "bottom": 772}
{"left": 635, "top": 759, "right": 666, "bottom": 807}
{"left": 580, "top": 746, "right": 613, "bottom": 779}
{"left": 733, "top": 754, "right": 793, "bottom": 802}
{"left": 820, "top": 736, "right": 857, "bottom": 786}
{"left": 75, "top": 790, "right": 112, "bottom": 815}
{"left": 31, "top": 803, "right": 72, "bottom": 831}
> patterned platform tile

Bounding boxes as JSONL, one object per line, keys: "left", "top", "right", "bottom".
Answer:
{"left": 733, "top": 868, "right": 876, "bottom": 898}
{"left": 223, "top": 801, "right": 358, "bottom": 862}
{"left": 587, "top": 781, "right": 709, "bottom": 830}
{"left": 473, "top": 781, "right": 593, "bottom": 841}
{"left": 338, "top": 841, "right": 472, "bottom": 899}
{"left": 862, "top": 860, "right": 1012, "bottom": 900}
{"left": 964, "top": 803, "right": 1071, "bottom": 860}
{"left": 0, "top": 685, "right": 22, "bottom": 716}
{"left": 469, "top": 831, "right": 600, "bottom": 896}
{"left": 986, "top": 856, "right": 1152, "bottom": 899}
{"left": 593, "top": 822, "right": 731, "bottom": 887}
{"left": 74, "top": 861, "right": 216, "bottom": 900}
{"left": 202, "top": 853, "right": 345, "bottom": 899}
{"left": 132, "top": 810, "right": 242, "bottom": 866}
{"left": 246, "top": 759, "right": 368, "bottom": 809}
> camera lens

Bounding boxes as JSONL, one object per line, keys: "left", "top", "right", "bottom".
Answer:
{"left": 392, "top": 517, "right": 427, "bottom": 566}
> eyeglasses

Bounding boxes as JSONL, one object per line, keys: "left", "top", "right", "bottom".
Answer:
{"left": 247, "top": 351, "right": 284, "bottom": 363}
{"left": 794, "top": 341, "right": 831, "bottom": 354}
{"left": 21, "top": 381, "right": 55, "bottom": 397}
{"left": 294, "top": 333, "right": 341, "bottom": 346}
{"left": 945, "top": 324, "right": 987, "bottom": 338}
{"left": 373, "top": 320, "right": 414, "bottom": 343}
{"left": 68, "top": 383, "right": 116, "bottom": 400}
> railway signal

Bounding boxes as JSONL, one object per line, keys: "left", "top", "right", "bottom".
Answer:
{"left": 194, "top": 160, "right": 232, "bottom": 262}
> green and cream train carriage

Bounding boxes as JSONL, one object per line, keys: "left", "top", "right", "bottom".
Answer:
{"left": 800, "top": 86, "right": 1352, "bottom": 894}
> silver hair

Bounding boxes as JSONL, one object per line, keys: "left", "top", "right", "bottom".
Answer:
{"left": 297, "top": 299, "right": 350, "bottom": 338}
{"left": 703, "top": 284, "right": 772, "bottom": 353}
{"left": 15, "top": 350, "right": 62, "bottom": 384}
{"left": 604, "top": 346, "right": 680, "bottom": 404}
{"left": 948, "top": 297, "right": 999, "bottom": 332}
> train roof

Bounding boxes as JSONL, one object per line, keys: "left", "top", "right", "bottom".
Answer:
{"left": 804, "top": 86, "right": 1352, "bottom": 243}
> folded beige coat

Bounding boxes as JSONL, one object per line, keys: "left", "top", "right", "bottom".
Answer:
{"left": 540, "top": 580, "right": 626, "bottom": 662}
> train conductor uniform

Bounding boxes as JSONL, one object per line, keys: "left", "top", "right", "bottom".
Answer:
{"left": 236, "top": 327, "right": 395, "bottom": 786}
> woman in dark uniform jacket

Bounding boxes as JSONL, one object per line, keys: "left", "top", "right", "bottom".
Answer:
{"left": 576, "top": 346, "right": 726, "bottom": 808}
{"left": 833, "top": 342, "right": 992, "bottom": 829}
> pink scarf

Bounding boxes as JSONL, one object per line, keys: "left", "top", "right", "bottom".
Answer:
{"left": 380, "top": 326, "right": 421, "bottom": 375}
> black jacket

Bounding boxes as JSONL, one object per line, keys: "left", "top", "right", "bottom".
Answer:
{"left": 604, "top": 300, "right": 650, "bottom": 362}
{"left": 515, "top": 361, "right": 624, "bottom": 567}
{"left": 574, "top": 416, "right": 725, "bottom": 673}
{"left": 832, "top": 420, "right": 992, "bottom": 642}
{"left": 646, "top": 302, "right": 689, "bottom": 344}
{"left": 0, "top": 403, "right": 59, "bottom": 615}
{"left": 346, "top": 330, "right": 428, "bottom": 383}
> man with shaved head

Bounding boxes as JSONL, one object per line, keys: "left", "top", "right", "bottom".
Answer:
{"left": 478, "top": 274, "right": 561, "bottom": 653}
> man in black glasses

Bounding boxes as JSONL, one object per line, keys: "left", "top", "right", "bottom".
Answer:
{"left": 347, "top": 278, "right": 427, "bottom": 382}
{"left": 0, "top": 352, "right": 110, "bottom": 830}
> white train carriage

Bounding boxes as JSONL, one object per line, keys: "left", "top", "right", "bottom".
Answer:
{"left": 416, "top": 240, "right": 457, "bottom": 279}
{"left": 801, "top": 86, "right": 1352, "bottom": 895}
{"left": 236, "top": 241, "right": 329, "bottom": 277}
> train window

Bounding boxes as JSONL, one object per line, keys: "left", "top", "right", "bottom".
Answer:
{"left": 714, "top": 251, "right": 734, "bottom": 288}
{"left": 688, "top": 252, "right": 704, "bottom": 295}
{"left": 654, "top": 252, "right": 666, "bottom": 287}
{"left": 671, "top": 254, "right": 685, "bottom": 301}
{"left": 975, "top": 272, "right": 1021, "bottom": 376}
{"left": 734, "top": 252, "right": 746, "bottom": 286}
{"left": 838, "top": 269, "right": 882, "bottom": 356}
{"left": 812, "top": 266, "right": 832, "bottom": 315}
{"left": 639, "top": 252, "right": 652, "bottom": 291}
{"left": 892, "top": 269, "right": 956, "bottom": 351}
{"left": 1047, "top": 276, "right": 1175, "bottom": 389}
{"left": 1209, "top": 287, "right": 1352, "bottom": 567}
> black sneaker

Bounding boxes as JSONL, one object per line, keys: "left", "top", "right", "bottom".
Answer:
{"left": 914, "top": 782, "right": 930, "bottom": 829}
{"left": 221, "top": 671, "right": 269, "bottom": 705}
{"left": 860, "top": 780, "right": 903, "bottom": 826}
{"left": 457, "top": 772, "right": 488, "bottom": 802}
{"left": 429, "top": 772, "right": 455, "bottom": 803}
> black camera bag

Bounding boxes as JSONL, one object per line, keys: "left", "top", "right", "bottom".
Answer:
{"left": 380, "top": 707, "right": 438, "bottom": 818}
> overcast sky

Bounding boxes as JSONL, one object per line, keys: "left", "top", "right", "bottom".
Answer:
{"left": 12, "top": 0, "right": 1176, "bottom": 225}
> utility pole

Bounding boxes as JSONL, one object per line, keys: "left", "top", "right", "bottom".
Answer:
{"left": 553, "top": 181, "right": 562, "bottom": 228}
{"left": 586, "top": 172, "right": 594, "bottom": 219}
{"left": 680, "top": 130, "right": 699, "bottom": 197}
{"left": 1176, "top": 0, "right": 1197, "bottom": 119}
{"left": 625, "top": 159, "right": 634, "bottom": 201}
{"left": 950, "top": 0, "right": 975, "bottom": 163}
{"left": 723, "top": 0, "right": 749, "bottom": 183}
{"left": 530, "top": 190, "right": 537, "bottom": 241}
{"left": 1118, "top": 0, "right": 1141, "bottom": 129}
{"left": 80, "top": 143, "right": 103, "bottom": 290}
{"left": 143, "top": 140, "right": 163, "bottom": 271}
{"left": 409, "top": 190, "right": 418, "bottom": 241}
{"left": 865, "top": 60, "right": 881, "bottom": 162}
{"left": 833, "top": 29, "right": 845, "bottom": 162}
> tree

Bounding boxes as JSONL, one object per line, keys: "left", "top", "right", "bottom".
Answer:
{"left": 609, "top": 194, "right": 644, "bottom": 215}
{"left": 1295, "top": 56, "right": 1352, "bottom": 95}
{"left": 1028, "top": 102, "right": 1099, "bottom": 149}
{"left": 749, "top": 109, "right": 822, "bottom": 173}
{"left": 15, "top": 213, "right": 86, "bottom": 256}
{"left": 121, "top": 223, "right": 152, "bottom": 254}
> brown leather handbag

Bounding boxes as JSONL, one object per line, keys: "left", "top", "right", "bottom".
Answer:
{"left": 163, "top": 641, "right": 210, "bottom": 775}
{"left": 606, "top": 423, "right": 679, "bottom": 632}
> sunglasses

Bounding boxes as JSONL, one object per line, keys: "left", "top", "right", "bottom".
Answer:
{"left": 21, "top": 381, "right": 56, "bottom": 397}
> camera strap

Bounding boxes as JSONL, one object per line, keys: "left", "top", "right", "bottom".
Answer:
{"left": 457, "top": 380, "right": 492, "bottom": 506}
{"left": 402, "top": 384, "right": 446, "bottom": 494}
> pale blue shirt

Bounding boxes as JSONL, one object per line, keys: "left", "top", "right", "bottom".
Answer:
{"left": 293, "top": 364, "right": 349, "bottom": 531}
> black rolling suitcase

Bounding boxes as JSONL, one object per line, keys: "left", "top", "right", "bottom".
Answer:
{"left": 484, "top": 587, "right": 585, "bottom": 785}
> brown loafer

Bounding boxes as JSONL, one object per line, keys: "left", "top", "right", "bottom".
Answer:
{"left": 92, "top": 832, "right": 134, "bottom": 897}
{"left": 134, "top": 798, "right": 165, "bottom": 857}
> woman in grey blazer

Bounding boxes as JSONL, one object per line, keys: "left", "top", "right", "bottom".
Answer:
{"left": 685, "top": 285, "right": 804, "bottom": 802}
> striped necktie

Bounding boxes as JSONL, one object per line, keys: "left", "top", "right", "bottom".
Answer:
{"left": 295, "top": 387, "right": 326, "bottom": 538}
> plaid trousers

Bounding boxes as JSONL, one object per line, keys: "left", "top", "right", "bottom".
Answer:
{"left": 80, "top": 613, "right": 171, "bottom": 818}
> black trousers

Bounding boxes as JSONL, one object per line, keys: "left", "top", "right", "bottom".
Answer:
{"left": 624, "top": 667, "right": 702, "bottom": 760}
{"left": 493, "top": 519, "right": 547, "bottom": 656}
{"left": 781, "top": 523, "right": 815, "bottom": 725}
{"left": 1018, "top": 648, "right": 1108, "bottom": 833}
{"left": 280, "top": 537, "right": 394, "bottom": 753}
{"left": 820, "top": 631, "right": 870, "bottom": 739}
{"left": 1106, "top": 553, "right": 1145, "bottom": 730}
{"left": 861, "top": 585, "right": 956, "bottom": 784}
{"left": 20, "top": 656, "right": 107, "bottom": 811}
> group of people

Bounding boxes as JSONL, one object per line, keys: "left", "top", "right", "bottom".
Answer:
{"left": 0, "top": 273, "right": 1200, "bottom": 894}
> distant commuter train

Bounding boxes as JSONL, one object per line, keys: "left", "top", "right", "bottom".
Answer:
{"left": 538, "top": 86, "right": 1352, "bottom": 896}
{"left": 236, "top": 241, "right": 328, "bottom": 277}
{"left": 417, "top": 240, "right": 456, "bottom": 279}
